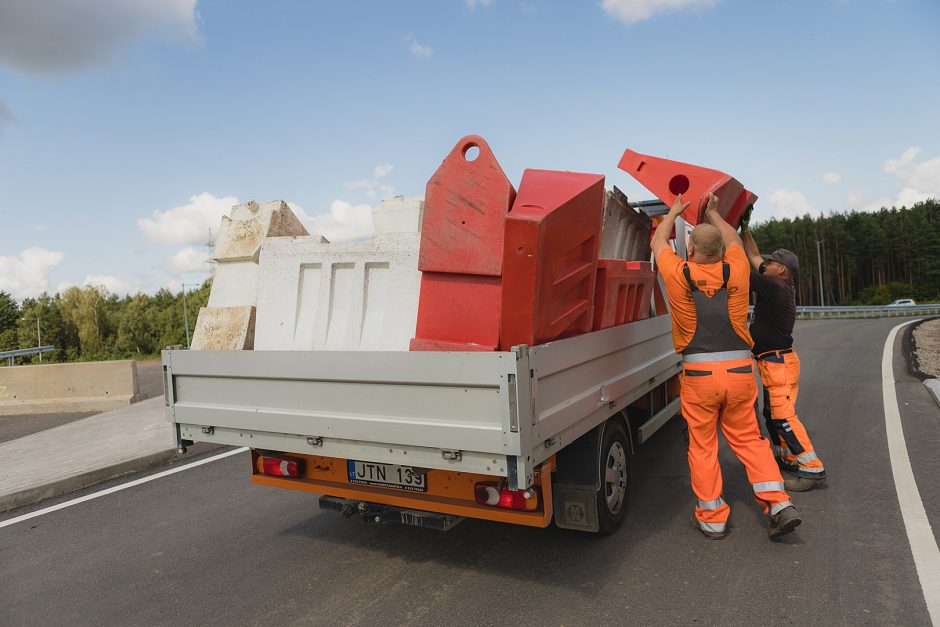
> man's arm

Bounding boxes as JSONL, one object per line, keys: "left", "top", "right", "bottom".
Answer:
{"left": 742, "top": 230, "right": 764, "bottom": 272}
{"left": 650, "top": 193, "right": 690, "bottom": 257}
{"left": 703, "top": 192, "right": 743, "bottom": 250}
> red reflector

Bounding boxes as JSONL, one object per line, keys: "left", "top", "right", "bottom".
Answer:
{"left": 256, "top": 456, "right": 303, "bottom": 478}
{"left": 473, "top": 482, "right": 539, "bottom": 511}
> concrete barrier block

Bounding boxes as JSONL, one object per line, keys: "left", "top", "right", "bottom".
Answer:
{"left": 373, "top": 195, "right": 424, "bottom": 235}
{"left": 214, "top": 200, "right": 309, "bottom": 262}
{"left": 190, "top": 306, "right": 256, "bottom": 350}
{"left": 206, "top": 261, "right": 260, "bottom": 308}
{"left": 0, "top": 360, "right": 140, "bottom": 415}
{"left": 254, "top": 232, "right": 421, "bottom": 351}
{"left": 600, "top": 187, "right": 652, "bottom": 262}
{"left": 197, "top": 200, "right": 309, "bottom": 350}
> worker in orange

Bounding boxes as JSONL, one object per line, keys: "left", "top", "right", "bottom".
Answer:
{"left": 739, "top": 208, "right": 827, "bottom": 490}
{"left": 651, "top": 192, "right": 802, "bottom": 540}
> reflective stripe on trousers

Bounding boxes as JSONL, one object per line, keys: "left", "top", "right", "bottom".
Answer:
{"left": 698, "top": 496, "right": 725, "bottom": 511}
{"left": 752, "top": 481, "right": 786, "bottom": 493}
{"left": 770, "top": 501, "right": 794, "bottom": 516}
{"left": 697, "top": 519, "right": 727, "bottom": 533}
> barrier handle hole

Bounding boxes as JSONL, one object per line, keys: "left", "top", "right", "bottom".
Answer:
{"left": 463, "top": 144, "right": 480, "bottom": 162}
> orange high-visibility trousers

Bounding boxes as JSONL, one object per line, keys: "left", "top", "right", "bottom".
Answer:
{"left": 757, "top": 350, "right": 826, "bottom": 479}
{"left": 680, "top": 358, "right": 792, "bottom": 533}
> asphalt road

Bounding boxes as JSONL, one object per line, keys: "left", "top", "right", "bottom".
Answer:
{"left": 0, "top": 359, "right": 163, "bottom": 443}
{"left": 2, "top": 319, "right": 937, "bottom": 626}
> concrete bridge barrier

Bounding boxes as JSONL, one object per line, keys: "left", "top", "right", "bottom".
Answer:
{"left": 0, "top": 360, "right": 140, "bottom": 415}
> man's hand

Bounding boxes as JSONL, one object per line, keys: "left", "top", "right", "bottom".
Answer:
{"left": 739, "top": 204, "right": 754, "bottom": 233}
{"left": 670, "top": 193, "right": 690, "bottom": 217}
{"left": 704, "top": 192, "right": 720, "bottom": 215}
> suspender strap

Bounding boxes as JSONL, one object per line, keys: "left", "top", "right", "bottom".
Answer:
{"left": 682, "top": 264, "right": 698, "bottom": 293}
{"left": 721, "top": 262, "right": 730, "bottom": 288}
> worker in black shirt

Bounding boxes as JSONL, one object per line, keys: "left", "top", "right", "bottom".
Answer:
{"left": 740, "top": 208, "right": 827, "bottom": 491}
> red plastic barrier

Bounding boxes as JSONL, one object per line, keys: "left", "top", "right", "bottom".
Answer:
{"left": 500, "top": 169, "right": 605, "bottom": 349}
{"left": 410, "top": 273, "right": 501, "bottom": 351}
{"left": 412, "top": 135, "right": 514, "bottom": 352}
{"left": 618, "top": 149, "right": 757, "bottom": 228}
{"left": 592, "top": 260, "right": 655, "bottom": 330}
{"left": 419, "top": 135, "right": 516, "bottom": 276}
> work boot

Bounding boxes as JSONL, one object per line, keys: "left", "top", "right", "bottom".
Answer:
{"left": 768, "top": 506, "right": 802, "bottom": 539}
{"left": 785, "top": 475, "right": 827, "bottom": 492}
{"left": 690, "top": 514, "right": 726, "bottom": 540}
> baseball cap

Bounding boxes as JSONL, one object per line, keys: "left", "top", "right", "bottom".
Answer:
{"left": 763, "top": 249, "right": 799, "bottom": 274}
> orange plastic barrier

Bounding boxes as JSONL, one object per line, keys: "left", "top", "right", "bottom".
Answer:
{"left": 412, "top": 135, "right": 515, "bottom": 351}
{"left": 618, "top": 149, "right": 757, "bottom": 228}
{"left": 500, "top": 169, "right": 605, "bottom": 349}
{"left": 409, "top": 273, "right": 501, "bottom": 351}
{"left": 592, "top": 260, "right": 655, "bottom": 330}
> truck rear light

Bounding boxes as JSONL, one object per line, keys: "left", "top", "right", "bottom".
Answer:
{"left": 256, "top": 455, "right": 304, "bottom": 478}
{"left": 474, "top": 482, "right": 539, "bottom": 511}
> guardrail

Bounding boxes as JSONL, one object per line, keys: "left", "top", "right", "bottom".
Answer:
{"left": 794, "top": 305, "right": 940, "bottom": 319}
{"left": 0, "top": 346, "right": 55, "bottom": 367}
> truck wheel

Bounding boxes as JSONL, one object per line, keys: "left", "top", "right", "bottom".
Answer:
{"left": 596, "top": 420, "right": 631, "bottom": 535}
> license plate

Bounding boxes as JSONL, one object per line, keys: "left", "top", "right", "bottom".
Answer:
{"left": 347, "top": 460, "right": 427, "bottom": 492}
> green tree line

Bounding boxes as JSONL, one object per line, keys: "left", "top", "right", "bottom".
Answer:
{"left": 751, "top": 200, "right": 940, "bottom": 305}
{"left": 0, "top": 282, "right": 210, "bottom": 365}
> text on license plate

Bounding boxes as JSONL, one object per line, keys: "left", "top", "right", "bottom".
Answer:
{"left": 347, "top": 460, "right": 427, "bottom": 492}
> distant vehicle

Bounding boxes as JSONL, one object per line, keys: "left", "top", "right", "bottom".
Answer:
{"left": 887, "top": 298, "right": 916, "bottom": 307}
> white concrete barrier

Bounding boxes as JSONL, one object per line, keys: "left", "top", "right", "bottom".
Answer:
{"left": 0, "top": 360, "right": 140, "bottom": 415}
{"left": 254, "top": 196, "right": 423, "bottom": 351}
{"left": 192, "top": 200, "right": 308, "bottom": 350}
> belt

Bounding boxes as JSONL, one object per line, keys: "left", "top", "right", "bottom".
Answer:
{"left": 682, "top": 350, "right": 752, "bottom": 364}
{"left": 755, "top": 348, "right": 794, "bottom": 361}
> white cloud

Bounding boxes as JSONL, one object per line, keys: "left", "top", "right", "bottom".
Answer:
{"left": 83, "top": 274, "right": 138, "bottom": 296}
{"left": 822, "top": 171, "right": 842, "bottom": 185}
{"left": 169, "top": 247, "right": 210, "bottom": 273}
{"left": 466, "top": 0, "right": 494, "bottom": 8}
{"left": 373, "top": 163, "right": 394, "bottom": 178}
{"left": 303, "top": 200, "right": 374, "bottom": 243}
{"left": 765, "top": 189, "right": 819, "bottom": 220}
{"left": 886, "top": 147, "right": 940, "bottom": 206}
{"left": 0, "top": 0, "right": 198, "bottom": 75}
{"left": 0, "top": 247, "right": 65, "bottom": 300}
{"left": 137, "top": 192, "right": 238, "bottom": 245}
{"left": 406, "top": 34, "right": 433, "bottom": 59}
{"left": 344, "top": 164, "right": 395, "bottom": 199}
{"left": 601, "top": 0, "right": 720, "bottom": 25}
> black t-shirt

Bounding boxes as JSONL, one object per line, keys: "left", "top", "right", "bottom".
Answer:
{"left": 749, "top": 270, "right": 795, "bottom": 355}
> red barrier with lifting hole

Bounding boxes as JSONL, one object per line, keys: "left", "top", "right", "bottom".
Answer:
{"left": 411, "top": 135, "right": 515, "bottom": 351}
{"left": 618, "top": 149, "right": 757, "bottom": 228}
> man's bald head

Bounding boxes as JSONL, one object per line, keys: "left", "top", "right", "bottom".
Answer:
{"left": 689, "top": 224, "right": 724, "bottom": 263}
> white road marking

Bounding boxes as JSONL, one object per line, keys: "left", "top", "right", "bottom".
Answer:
{"left": 0, "top": 447, "right": 249, "bottom": 529}
{"left": 882, "top": 321, "right": 940, "bottom": 625}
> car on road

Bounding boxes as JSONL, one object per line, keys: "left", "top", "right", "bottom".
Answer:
{"left": 887, "top": 298, "right": 916, "bottom": 306}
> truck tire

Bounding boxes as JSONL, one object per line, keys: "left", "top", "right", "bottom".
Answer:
{"left": 596, "top": 419, "right": 632, "bottom": 535}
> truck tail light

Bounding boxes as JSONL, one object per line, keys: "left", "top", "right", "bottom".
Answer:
{"left": 474, "top": 482, "right": 539, "bottom": 511}
{"left": 256, "top": 455, "right": 304, "bottom": 478}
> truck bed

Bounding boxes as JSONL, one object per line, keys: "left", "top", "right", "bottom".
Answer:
{"left": 163, "top": 314, "right": 680, "bottom": 490}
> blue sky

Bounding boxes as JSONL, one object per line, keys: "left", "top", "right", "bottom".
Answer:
{"left": 1, "top": 0, "right": 939, "bottom": 299}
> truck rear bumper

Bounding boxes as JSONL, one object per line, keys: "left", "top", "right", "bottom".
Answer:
{"left": 251, "top": 458, "right": 555, "bottom": 528}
